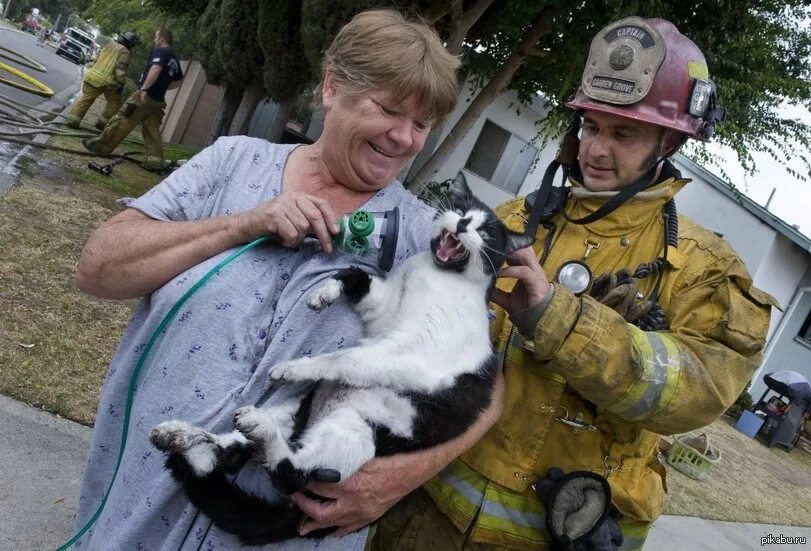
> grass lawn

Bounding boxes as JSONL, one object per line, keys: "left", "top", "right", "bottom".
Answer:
{"left": 0, "top": 129, "right": 198, "bottom": 425}
{"left": 663, "top": 415, "right": 811, "bottom": 526}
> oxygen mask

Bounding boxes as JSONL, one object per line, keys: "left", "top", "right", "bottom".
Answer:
{"left": 266, "top": 207, "right": 400, "bottom": 271}
{"left": 331, "top": 208, "right": 399, "bottom": 271}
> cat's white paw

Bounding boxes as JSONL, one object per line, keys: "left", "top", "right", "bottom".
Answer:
{"left": 150, "top": 420, "right": 213, "bottom": 452}
{"left": 234, "top": 406, "right": 275, "bottom": 442}
{"left": 269, "top": 359, "right": 309, "bottom": 382}
{"left": 307, "top": 279, "right": 343, "bottom": 310}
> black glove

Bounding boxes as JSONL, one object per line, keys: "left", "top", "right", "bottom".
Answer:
{"left": 534, "top": 468, "right": 623, "bottom": 551}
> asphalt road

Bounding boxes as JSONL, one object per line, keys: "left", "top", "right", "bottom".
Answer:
{"left": 0, "top": 23, "right": 82, "bottom": 195}
{"left": 0, "top": 24, "right": 80, "bottom": 106}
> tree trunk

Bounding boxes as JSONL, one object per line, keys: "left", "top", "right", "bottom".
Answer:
{"left": 228, "top": 79, "right": 265, "bottom": 136}
{"left": 407, "top": 6, "right": 555, "bottom": 194}
{"left": 206, "top": 83, "right": 245, "bottom": 146}
{"left": 446, "top": 0, "right": 496, "bottom": 56}
{"left": 265, "top": 95, "right": 297, "bottom": 143}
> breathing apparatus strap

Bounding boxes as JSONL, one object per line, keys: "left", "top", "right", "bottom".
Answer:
{"left": 524, "top": 118, "right": 580, "bottom": 237}
{"left": 560, "top": 159, "right": 664, "bottom": 225}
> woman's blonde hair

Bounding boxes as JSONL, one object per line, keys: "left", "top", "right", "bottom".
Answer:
{"left": 317, "top": 9, "right": 460, "bottom": 124}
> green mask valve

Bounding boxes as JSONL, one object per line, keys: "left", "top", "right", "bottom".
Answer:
{"left": 331, "top": 207, "right": 399, "bottom": 271}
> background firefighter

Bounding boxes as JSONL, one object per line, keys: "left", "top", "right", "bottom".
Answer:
{"left": 65, "top": 32, "right": 141, "bottom": 131}
{"left": 83, "top": 28, "right": 183, "bottom": 171}
{"left": 287, "top": 16, "right": 779, "bottom": 551}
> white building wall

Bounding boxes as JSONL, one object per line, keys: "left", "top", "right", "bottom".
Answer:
{"left": 424, "top": 85, "right": 554, "bottom": 206}
{"left": 672, "top": 160, "right": 777, "bottom": 274}
{"left": 752, "top": 236, "right": 810, "bottom": 339}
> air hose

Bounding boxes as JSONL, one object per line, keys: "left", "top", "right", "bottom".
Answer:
{"left": 55, "top": 236, "right": 269, "bottom": 551}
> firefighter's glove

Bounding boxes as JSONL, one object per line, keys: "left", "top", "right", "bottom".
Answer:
{"left": 590, "top": 269, "right": 652, "bottom": 323}
{"left": 533, "top": 468, "right": 623, "bottom": 551}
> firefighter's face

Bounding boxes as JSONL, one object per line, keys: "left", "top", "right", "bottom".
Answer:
{"left": 320, "top": 74, "right": 432, "bottom": 192}
{"left": 578, "top": 111, "right": 663, "bottom": 192}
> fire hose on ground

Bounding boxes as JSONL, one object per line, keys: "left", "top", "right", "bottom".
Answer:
{"left": 0, "top": 42, "right": 53, "bottom": 97}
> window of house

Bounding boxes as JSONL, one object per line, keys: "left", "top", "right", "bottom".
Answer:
{"left": 799, "top": 309, "right": 811, "bottom": 344}
{"left": 464, "top": 120, "right": 539, "bottom": 195}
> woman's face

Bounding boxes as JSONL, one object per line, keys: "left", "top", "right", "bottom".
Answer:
{"left": 321, "top": 79, "right": 432, "bottom": 192}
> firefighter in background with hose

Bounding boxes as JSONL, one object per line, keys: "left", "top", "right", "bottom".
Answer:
{"left": 83, "top": 28, "right": 183, "bottom": 171}
{"left": 65, "top": 31, "right": 140, "bottom": 130}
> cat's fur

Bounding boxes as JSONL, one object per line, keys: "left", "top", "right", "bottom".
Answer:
{"left": 149, "top": 174, "right": 533, "bottom": 544}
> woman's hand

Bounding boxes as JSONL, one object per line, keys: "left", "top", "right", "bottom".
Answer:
{"left": 491, "top": 246, "right": 551, "bottom": 316}
{"left": 237, "top": 191, "right": 339, "bottom": 252}
{"left": 291, "top": 455, "right": 417, "bottom": 537}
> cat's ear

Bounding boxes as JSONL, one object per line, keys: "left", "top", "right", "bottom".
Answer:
{"left": 449, "top": 172, "right": 472, "bottom": 199}
{"left": 505, "top": 230, "right": 535, "bottom": 254}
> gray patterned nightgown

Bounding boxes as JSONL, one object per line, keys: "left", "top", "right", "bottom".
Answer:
{"left": 74, "top": 137, "right": 433, "bottom": 550}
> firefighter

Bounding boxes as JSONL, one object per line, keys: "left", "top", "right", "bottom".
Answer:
{"left": 83, "top": 29, "right": 183, "bottom": 171}
{"left": 65, "top": 32, "right": 140, "bottom": 130}
{"left": 291, "top": 16, "right": 779, "bottom": 551}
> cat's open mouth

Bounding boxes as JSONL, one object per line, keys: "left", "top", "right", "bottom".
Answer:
{"left": 436, "top": 230, "right": 468, "bottom": 263}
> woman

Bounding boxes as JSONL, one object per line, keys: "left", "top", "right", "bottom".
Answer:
{"left": 74, "top": 9, "right": 503, "bottom": 550}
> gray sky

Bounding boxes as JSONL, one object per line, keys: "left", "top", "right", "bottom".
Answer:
{"left": 694, "top": 103, "right": 811, "bottom": 238}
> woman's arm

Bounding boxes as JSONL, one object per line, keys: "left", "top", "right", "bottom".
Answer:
{"left": 76, "top": 191, "right": 339, "bottom": 299}
{"left": 76, "top": 208, "right": 249, "bottom": 299}
{"left": 292, "top": 371, "right": 505, "bottom": 537}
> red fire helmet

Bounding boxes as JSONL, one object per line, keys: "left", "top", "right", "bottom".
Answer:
{"left": 566, "top": 16, "right": 724, "bottom": 151}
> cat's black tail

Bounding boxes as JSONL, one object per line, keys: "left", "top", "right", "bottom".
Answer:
{"left": 165, "top": 454, "right": 332, "bottom": 545}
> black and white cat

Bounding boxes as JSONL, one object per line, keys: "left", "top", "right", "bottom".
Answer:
{"left": 149, "top": 175, "right": 533, "bottom": 544}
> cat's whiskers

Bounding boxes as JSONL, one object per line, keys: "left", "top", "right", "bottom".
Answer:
{"left": 480, "top": 242, "right": 510, "bottom": 258}
{"left": 479, "top": 244, "right": 498, "bottom": 276}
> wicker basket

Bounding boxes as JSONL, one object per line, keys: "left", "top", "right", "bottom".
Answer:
{"left": 667, "top": 432, "right": 721, "bottom": 480}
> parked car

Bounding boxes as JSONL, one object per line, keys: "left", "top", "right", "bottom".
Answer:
{"left": 55, "top": 27, "right": 95, "bottom": 64}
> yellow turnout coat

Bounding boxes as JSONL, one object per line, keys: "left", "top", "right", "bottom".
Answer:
{"left": 425, "top": 174, "right": 777, "bottom": 549}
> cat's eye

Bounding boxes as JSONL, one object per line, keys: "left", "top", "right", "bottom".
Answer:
{"left": 454, "top": 208, "right": 465, "bottom": 216}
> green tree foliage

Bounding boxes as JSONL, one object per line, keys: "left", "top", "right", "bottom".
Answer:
{"left": 213, "top": 0, "right": 263, "bottom": 91}
{"left": 300, "top": 0, "right": 389, "bottom": 74}
{"left": 196, "top": 0, "right": 264, "bottom": 142}
{"left": 84, "top": 0, "right": 198, "bottom": 83}
{"left": 6, "top": 0, "right": 91, "bottom": 23}
{"left": 259, "top": 0, "right": 311, "bottom": 102}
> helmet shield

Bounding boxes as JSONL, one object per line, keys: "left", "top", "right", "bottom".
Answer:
{"left": 581, "top": 17, "right": 666, "bottom": 106}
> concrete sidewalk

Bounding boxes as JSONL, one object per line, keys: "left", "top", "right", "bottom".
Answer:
{"left": 0, "top": 393, "right": 90, "bottom": 550}
{"left": 1, "top": 392, "right": 809, "bottom": 550}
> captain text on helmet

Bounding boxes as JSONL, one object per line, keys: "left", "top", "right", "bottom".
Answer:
{"left": 367, "top": 16, "right": 777, "bottom": 551}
